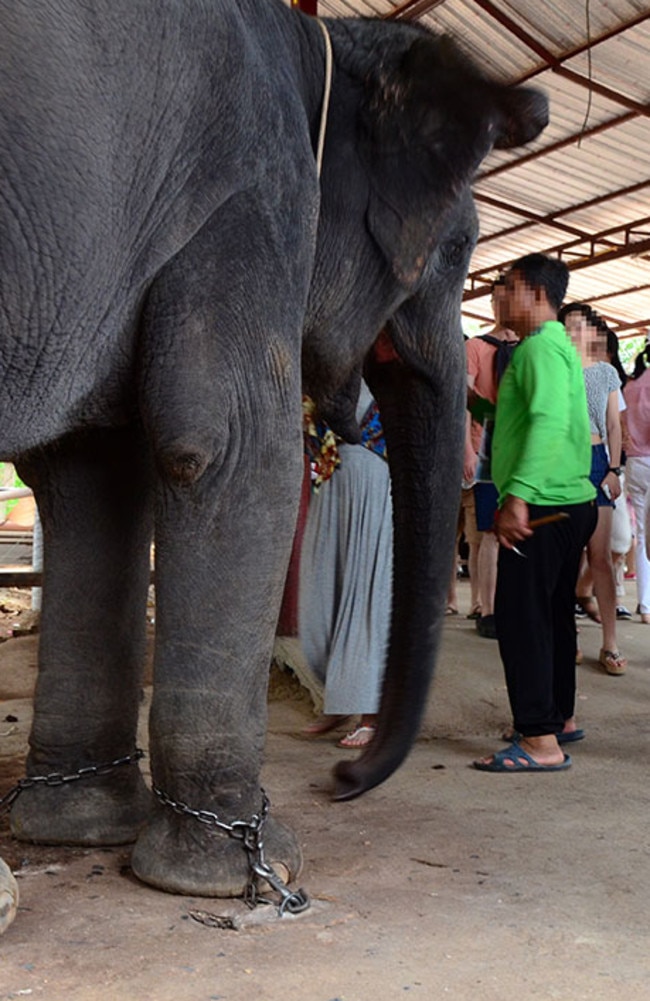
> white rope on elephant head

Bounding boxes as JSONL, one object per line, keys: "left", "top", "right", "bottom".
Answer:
{"left": 315, "top": 19, "right": 333, "bottom": 178}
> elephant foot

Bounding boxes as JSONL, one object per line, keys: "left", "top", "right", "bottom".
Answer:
{"left": 10, "top": 771, "right": 152, "bottom": 846}
{"left": 131, "top": 805, "right": 302, "bottom": 897}
{"left": 0, "top": 858, "right": 19, "bottom": 936}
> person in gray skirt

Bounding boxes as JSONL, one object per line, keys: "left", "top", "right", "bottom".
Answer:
{"left": 299, "top": 380, "right": 392, "bottom": 748}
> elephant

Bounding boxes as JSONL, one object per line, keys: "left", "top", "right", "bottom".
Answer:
{"left": 0, "top": 858, "right": 19, "bottom": 936}
{"left": 0, "top": 0, "right": 548, "bottom": 898}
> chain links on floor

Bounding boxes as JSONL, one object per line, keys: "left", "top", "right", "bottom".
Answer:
{"left": 0, "top": 749, "right": 145, "bottom": 814}
{"left": 0, "top": 753, "right": 308, "bottom": 916}
{"left": 152, "top": 784, "right": 310, "bottom": 916}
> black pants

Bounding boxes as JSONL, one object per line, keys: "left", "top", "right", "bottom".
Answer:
{"left": 494, "top": 501, "right": 597, "bottom": 737}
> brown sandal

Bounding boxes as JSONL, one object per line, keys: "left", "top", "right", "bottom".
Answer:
{"left": 599, "top": 649, "right": 626, "bottom": 676}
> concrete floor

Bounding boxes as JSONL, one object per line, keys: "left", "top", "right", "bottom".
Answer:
{"left": 0, "top": 578, "right": 649, "bottom": 1000}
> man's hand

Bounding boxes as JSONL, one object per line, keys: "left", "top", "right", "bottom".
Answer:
{"left": 496, "top": 495, "right": 533, "bottom": 548}
{"left": 463, "top": 412, "right": 477, "bottom": 485}
{"left": 463, "top": 451, "right": 477, "bottom": 485}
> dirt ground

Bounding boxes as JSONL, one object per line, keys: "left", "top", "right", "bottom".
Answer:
{"left": 1, "top": 579, "right": 649, "bottom": 1001}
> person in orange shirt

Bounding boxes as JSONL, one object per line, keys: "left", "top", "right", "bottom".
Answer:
{"left": 464, "top": 279, "right": 518, "bottom": 638}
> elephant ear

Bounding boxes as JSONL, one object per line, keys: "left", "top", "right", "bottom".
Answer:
{"left": 490, "top": 86, "right": 550, "bottom": 149}
{"left": 361, "top": 35, "right": 548, "bottom": 286}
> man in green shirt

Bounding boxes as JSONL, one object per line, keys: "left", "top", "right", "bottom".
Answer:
{"left": 474, "top": 254, "right": 596, "bottom": 773}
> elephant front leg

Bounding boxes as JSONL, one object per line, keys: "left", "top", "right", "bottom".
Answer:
{"left": 10, "top": 430, "right": 154, "bottom": 845}
{"left": 130, "top": 422, "right": 304, "bottom": 896}
{"left": 130, "top": 186, "right": 314, "bottom": 896}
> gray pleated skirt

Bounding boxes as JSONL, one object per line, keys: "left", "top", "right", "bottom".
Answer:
{"left": 298, "top": 439, "right": 393, "bottom": 715}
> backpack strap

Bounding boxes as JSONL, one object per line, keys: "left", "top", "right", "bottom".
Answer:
{"left": 478, "top": 334, "right": 503, "bottom": 349}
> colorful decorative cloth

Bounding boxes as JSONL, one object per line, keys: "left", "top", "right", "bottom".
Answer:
{"left": 359, "top": 399, "right": 387, "bottom": 462}
{"left": 303, "top": 396, "right": 341, "bottom": 493}
{"left": 303, "top": 394, "right": 388, "bottom": 493}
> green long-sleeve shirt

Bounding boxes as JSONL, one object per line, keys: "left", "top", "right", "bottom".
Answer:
{"left": 492, "top": 320, "right": 596, "bottom": 507}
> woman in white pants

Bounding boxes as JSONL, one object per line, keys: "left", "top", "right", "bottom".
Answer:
{"left": 622, "top": 345, "right": 650, "bottom": 623}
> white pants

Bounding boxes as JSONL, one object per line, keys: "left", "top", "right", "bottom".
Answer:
{"left": 612, "top": 473, "right": 632, "bottom": 597}
{"left": 611, "top": 472, "right": 632, "bottom": 554}
{"left": 626, "top": 456, "right": 650, "bottom": 614}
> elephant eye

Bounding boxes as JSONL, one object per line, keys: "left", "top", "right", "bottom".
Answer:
{"left": 439, "top": 236, "right": 470, "bottom": 270}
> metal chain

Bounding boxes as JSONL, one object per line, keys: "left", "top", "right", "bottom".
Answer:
{"left": 0, "top": 749, "right": 145, "bottom": 815}
{"left": 152, "top": 783, "right": 269, "bottom": 837}
{"left": 152, "top": 784, "right": 310, "bottom": 916}
{"left": 1, "top": 756, "right": 309, "bottom": 917}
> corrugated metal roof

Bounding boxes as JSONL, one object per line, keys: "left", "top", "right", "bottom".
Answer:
{"left": 287, "top": 0, "right": 650, "bottom": 340}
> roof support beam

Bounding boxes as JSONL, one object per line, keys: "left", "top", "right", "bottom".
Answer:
{"left": 387, "top": 0, "right": 447, "bottom": 20}
{"left": 475, "top": 195, "right": 590, "bottom": 242}
{"left": 614, "top": 320, "right": 650, "bottom": 335}
{"left": 583, "top": 283, "right": 650, "bottom": 309}
{"left": 478, "top": 110, "right": 638, "bottom": 180}
{"left": 553, "top": 66, "right": 650, "bottom": 117}
{"left": 476, "top": 180, "right": 650, "bottom": 245}
{"left": 464, "top": 217, "right": 650, "bottom": 299}
{"left": 472, "top": 0, "right": 650, "bottom": 116}
{"left": 518, "top": 11, "right": 650, "bottom": 85}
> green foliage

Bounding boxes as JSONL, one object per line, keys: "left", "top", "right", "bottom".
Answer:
{"left": 619, "top": 334, "right": 646, "bottom": 375}
{"left": 0, "top": 462, "right": 26, "bottom": 514}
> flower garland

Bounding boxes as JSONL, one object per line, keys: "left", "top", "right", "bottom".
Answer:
{"left": 302, "top": 394, "right": 388, "bottom": 492}
{"left": 302, "top": 396, "right": 341, "bottom": 493}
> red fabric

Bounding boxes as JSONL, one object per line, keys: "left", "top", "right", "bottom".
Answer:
{"left": 373, "top": 329, "right": 401, "bottom": 364}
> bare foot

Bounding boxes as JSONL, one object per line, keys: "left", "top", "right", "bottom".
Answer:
{"left": 301, "top": 714, "right": 351, "bottom": 736}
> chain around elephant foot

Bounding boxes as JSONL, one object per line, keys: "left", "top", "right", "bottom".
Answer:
{"left": 131, "top": 794, "right": 304, "bottom": 901}
{"left": 8, "top": 752, "right": 151, "bottom": 846}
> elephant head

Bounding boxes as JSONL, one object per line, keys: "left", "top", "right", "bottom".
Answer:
{"left": 301, "top": 21, "right": 548, "bottom": 800}
{"left": 303, "top": 20, "right": 547, "bottom": 418}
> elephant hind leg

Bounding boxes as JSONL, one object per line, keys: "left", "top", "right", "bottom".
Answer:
{"left": 11, "top": 769, "right": 152, "bottom": 847}
{"left": 10, "top": 428, "right": 154, "bottom": 845}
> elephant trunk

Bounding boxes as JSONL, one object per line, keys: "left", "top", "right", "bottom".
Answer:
{"left": 332, "top": 348, "right": 465, "bottom": 801}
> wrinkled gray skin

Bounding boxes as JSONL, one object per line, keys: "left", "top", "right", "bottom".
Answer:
{"left": 0, "top": 0, "right": 548, "bottom": 896}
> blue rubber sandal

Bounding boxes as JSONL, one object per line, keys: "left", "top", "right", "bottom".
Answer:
{"left": 503, "top": 728, "right": 585, "bottom": 745}
{"left": 557, "top": 729, "right": 585, "bottom": 745}
{"left": 474, "top": 742, "right": 572, "bottom": 772}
